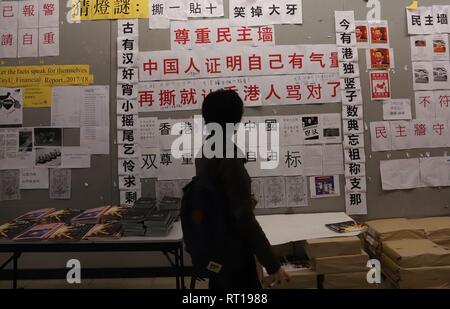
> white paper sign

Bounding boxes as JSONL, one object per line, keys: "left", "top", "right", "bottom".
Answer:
{"left": 18, "top": 0, "right": 39, "bottom": 29}
{"left": 263, "top": 177, "right": 286, "bottom": 209}
{"left": 420, "top": 156, "right": 450, "bottom": 187}
{"left": 17, "top": 28, "right": 38, "bottom": 58}
{"left": 345, "top": 192, "right": 367, "bottom": 215}
{"left": 61, "top": 147, "right": 91, "bottom": 169}
{"left": 49, "top": 168, "right": 71, "bottom": 199}
{"left": 0, "top": 1, "right": 19, "bottom": 31}
{"left": 310, "top": 175, "right": 340, "bottom": 198}
{"left": 383, "top": 99, "right": 412, "bottom": 120}
{"left": 322, "top": 144, "right": 344, "bottom": 175}
{"left": 229, "top": 0, "right": 303, "bottom": 26}
{"left": 407, "top": 9, "right": 423, "bottom": 35}
{"left": 39, "top": 27, "right": 59, "bottom": 57}
{"left": 51, "top": 86, "right": 81, "bottom": 127}
{"left": 415, "top": 91, "right": 436, "bottom": 119}
{"left": 380, "top": 158, "right": 420, "bottom": 190}
{"left": 140, "top": 147, "right": 160, "bottom": 178}
{"left": 285, "top": 175, "right": 308, "bottom": 207}
{"left": 370, "top": 121, "right": 392, "bottom": 152}
{"left": 335, "top": 11, "right": 355, "bottom": 33}
{"left": 20, "top": 168, "right": 49, "bottom": 189}
{"left": 38, "top": 0, "right": 59, "bottom": 27}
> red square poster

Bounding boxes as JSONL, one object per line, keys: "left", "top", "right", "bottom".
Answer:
{"left": 370, "top": 71, "right": 391, "bottom": 100}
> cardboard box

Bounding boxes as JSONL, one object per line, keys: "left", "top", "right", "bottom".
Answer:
{"left": 313, "top": 250, "right": 369, "bottom": 274}
{"left": 398, "top": 266, "right": 450, "bottom": 289}
{"left": 365, "top": 218, "right": 427, "bottom": 241}
{"left": 383, "top": 238, "right": 450, "bottom": 268}
{"left": 435, "top": 238, "right": 450, "bottom": 250}
{"left": 410, "top": 217, "right": 450, "bottom": 242}
{"left": 266, "top": 269, "right": 317, "bottom": 289}
{"left": 323, "top": 272, "right": 380, "bottom": 289}
{"left": 305, "top": 236, "right": 362, "bottom": 259}
{"left": 381, "top": 253, "right": 450, "bottom": 288}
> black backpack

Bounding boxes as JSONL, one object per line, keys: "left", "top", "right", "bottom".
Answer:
{"left": 181, "top": 176, "right": 228, "bottom": 279}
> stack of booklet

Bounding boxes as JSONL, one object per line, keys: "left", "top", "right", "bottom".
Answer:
{"left": 122, "top": 207, "right": 156, "bottom": 236}
{"left": 144, "top": 209, "right": 175, "bottom": 237}
{"left": 134, "top": 197, "right": 157, "bottom": 209}
{"left": 71, "top": 206, "right": 111, "bottom": 224}
{"left": 0, "top": 221, "right": 37, "bottom": 240}
{"left": 158, "top": 196, "right": 182, "bottom": 218}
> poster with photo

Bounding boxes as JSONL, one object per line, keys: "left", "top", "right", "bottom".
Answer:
{"left": 410, "top": 36, "right": 432, "bottom": 61}
{"left": 310, "top": 175, "right": 340, "bottom": 198}
{"left": 412, "top": 62, "right": 433, "bottom": 91}
{"left": 34, "top": 128, "right": 62, "bottom": 147}
{"left": 35, "top": 147, "right": 62, "bottom": 167}
{"left": 301, "top": 116, "right": 320, "bottom": 143}
{"left": 432, "top": 34, "right": 449, "bottom": 61}
{"left": 368, "top": 48, "right": 392, "bottom": 69}
{"left": 369, "top": 21, "right": 389, "bottom": 45}
{"left": 355, "top": 21, "right": 369, "bottom": 47}
{"left": 18, "top": 128, "right": 33, "bottom": 152}
{"left": 321, "top": 113, "right": 342, "bottom": 143}
{"left": 370, "top": 71, "right": 391, "bottom": 100}
{"left": 433, "top": 61, "right": 450, "bottom": 89}
{"left": 0, "top": 88, "right": 23, "bottom": 125}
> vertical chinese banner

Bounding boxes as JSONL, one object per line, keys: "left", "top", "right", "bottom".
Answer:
{"left": 335, "top": 11, "right": 368, "bottom": 215}
{"left": 117, "top": 19, "right": 141, "bottom": 207}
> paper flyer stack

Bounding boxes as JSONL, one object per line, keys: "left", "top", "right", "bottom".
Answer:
{"left": 364, "top": 217, "right": 450, "bottom": 288}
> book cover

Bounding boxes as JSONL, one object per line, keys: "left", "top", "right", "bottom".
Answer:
{"left": 121, "top": 207, "right": 154, "bottom": 222}
{"left": 325, "top": 221, "right": 366, "bottom": 233}
{"left": 41, "top": 209, "right": 83, "bottom": 223}
{"left": 48, "top": 224, "right": 94, "bottom": 241}
{"left": 83, "top": 222, "right": 123, "bottom": 239}
{"left": 144, "top": 210, "right": 173, "bottom": 225}
{"left": 71, "top": 206, "right": 111, "bottom": 223}
{"left": 102, "top": 206, "right": 127, "bottom": 221}
{"left": 14, "top": 208, "right": 56, "bottom": 222}
{"left": 0, "top": 221, "right": 36, "bottom": 239}
{"left": 13, "top": 223, "right": 64, "bottom": 241}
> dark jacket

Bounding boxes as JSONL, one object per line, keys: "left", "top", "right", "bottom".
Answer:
{"left": 195, "top": 156, "right": 280, "bottom": 275}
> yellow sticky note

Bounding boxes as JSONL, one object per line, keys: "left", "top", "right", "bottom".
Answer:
{"left": 407, "top": 1, "right": 418, "bottom": 10}
{"left": 23, "top": 87, "right": 52, "bottom": 108}
{"left": 112, "top": 0, "right": 149, "bottom": 19}
{"left": 72, "top": 0, "right": 148, "bottom": 20}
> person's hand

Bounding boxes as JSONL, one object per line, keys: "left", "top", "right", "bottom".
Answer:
{"left": 251, "top": 194, "right": 258, "bottom": 209}
{"left": 263, "top": 267, "right": 290, "bottom": 288}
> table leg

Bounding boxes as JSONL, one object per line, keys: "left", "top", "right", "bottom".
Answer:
{"left": 0, "top": 254, "right": 14, "bottom": 271}
{"left": 179, "top": 244, "right": 185, "bottom": 289}
{"left": 175, "top": 249, "right": 180, "bottom": 290}
{"left": 12, "top": 252, "right": 20, "bottom": 290}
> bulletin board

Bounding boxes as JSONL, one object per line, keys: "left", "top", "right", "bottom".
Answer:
{"left": 136, "top": 0, "right": 450, "bottom": 220}
{"left": 0, "top": 3, "right": 114, "bottom": 222}
{"left": 1, "top": 0, "right": 450, "bottom": 227}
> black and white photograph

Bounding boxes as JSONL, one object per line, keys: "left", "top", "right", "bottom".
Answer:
{"left": 34, "top": 127, "right": 62, "bottom": 147}
{"left": 18, "top": 129, "right": 33, "bottom": 152}
{"left": 35, "top": 147, "right": 62, "bottom": 167}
